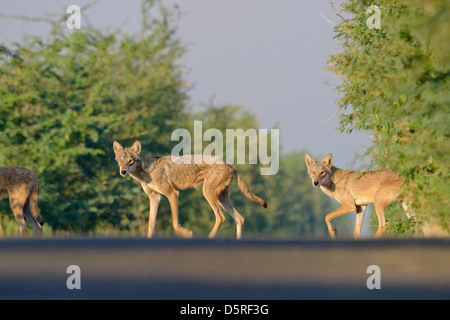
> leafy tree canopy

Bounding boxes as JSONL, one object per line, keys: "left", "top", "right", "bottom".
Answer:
{"left": 328, "top": 0, "right": 449, "bottom": 234}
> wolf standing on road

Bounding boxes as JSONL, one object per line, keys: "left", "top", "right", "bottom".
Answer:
{"left": 305, "top": 153, "right": 411, "bottom": 239}
{"left": 113, "top": 140, "right": 267, "bottom": 239}
{"left": 0, "top": 166, "right": 44, "bottom": 236}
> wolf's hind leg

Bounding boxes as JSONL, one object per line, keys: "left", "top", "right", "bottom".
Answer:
{"left": 9, "top": 194, "right": 28, "bottom": 237}
{"left": 219, "top": 187, "right": 245, "bottom": 239}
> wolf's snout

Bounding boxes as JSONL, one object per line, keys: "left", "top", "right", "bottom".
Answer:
{"left": 120, "top": 170, "right": 127, "bottom": 176}
{"left": 313, "top": 181, "right": 319, "bottom": 187}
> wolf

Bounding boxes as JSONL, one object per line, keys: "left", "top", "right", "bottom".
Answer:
{"left": 305, "top": 153, "right": 410, "bottom": 239}
{"left": 113, "top": 140, "right": 267, "bottom": 239}
{"left": 0, "top": 166, "right": 44, "bottom": 236}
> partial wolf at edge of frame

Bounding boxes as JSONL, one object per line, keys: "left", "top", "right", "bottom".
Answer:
{"left": 0, "top": 166, "right": 44, "bottom": 236}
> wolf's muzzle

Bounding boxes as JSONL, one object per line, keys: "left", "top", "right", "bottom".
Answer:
{"left": 120, "top": 170, "right": 127, "bottom": 176}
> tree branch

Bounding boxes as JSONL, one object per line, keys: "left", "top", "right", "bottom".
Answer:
{"left": 329, "top": 0, "right": 347, "bottom": 22}
{"left": 320, "top": 13, "right": 337, "bottom": 25}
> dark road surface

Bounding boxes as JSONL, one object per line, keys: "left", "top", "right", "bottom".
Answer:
{"left": 0, "top": 237, "right": 449, "bottom": 299}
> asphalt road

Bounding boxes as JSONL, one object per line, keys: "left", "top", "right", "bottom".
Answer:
{"left": 0, "top": 237, "right": 449, "bottom": 300}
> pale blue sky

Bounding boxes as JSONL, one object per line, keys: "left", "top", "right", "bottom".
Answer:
{"left": 0, "top": 0, "right": 372, "bottom": 168}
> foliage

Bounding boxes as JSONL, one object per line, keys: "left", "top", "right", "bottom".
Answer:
{"left": 0, "top": 0, "right": 187, "bottom": 233}
{"left": 327, "top": 0, "right": 449, "bottom": 234}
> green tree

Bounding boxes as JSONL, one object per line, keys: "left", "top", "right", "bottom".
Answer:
{"left": 327, "top": 0, "right": 449, "bottom": 235}
{"left": 0, "top": 0, "right": 187, "bottom": 234}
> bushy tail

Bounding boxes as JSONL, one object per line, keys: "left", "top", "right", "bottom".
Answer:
{"left": 234, "top": 169, "right": 267, "bottom": 208}
{"left": 30, "top": 186, "right": 44, "bottom": 226}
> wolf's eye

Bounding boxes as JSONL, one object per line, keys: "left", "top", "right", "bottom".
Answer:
{"left": 320, "top": 171, "right": 325, "bottom": 176}
{"left": 129, "top": 159, "right": 135, "bottom": 165}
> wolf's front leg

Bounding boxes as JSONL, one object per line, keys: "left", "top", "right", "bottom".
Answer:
{"left": 147, "top": 191, "right": 161, "bottom": 238}
{"left": 166, "top": 191, "right": 193, "bottom": 238}
{"left": 325, "top": 204, "right": 355, "bottom": 239}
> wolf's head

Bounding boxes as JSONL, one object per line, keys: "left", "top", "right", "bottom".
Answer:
{"left": 305, "top": 153, "right": 334, "bottom": 188}
{"left": 113, "top": 140, "right": 142, "bottom": 177}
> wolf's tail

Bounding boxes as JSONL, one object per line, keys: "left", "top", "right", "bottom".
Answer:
{"left": 233, "top": 168, "right": 267, "bottom": 208}
{"left": 30, "top": 185, "right": 44, "bottom": 226}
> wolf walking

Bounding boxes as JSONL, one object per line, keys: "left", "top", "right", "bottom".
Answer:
{"left": 114, "top": 140, "right": 267, "bottom": 239}
{"left": 305, "top": 153, "right": 410, "bottom": 239}
{"left": 0, "top": 166, "right": 44, "bottom": 236}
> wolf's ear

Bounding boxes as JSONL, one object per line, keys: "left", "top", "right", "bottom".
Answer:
{"left": 131, "top": 140, "right": 142, "bottom": 155}
{"left": 113, "top": 141, "right": 123, "bottom": 155}
{"left": 305, "top": 153, "right": 315, "bottom": 168}
{"left": 322, "top": 153, "right": 333, "bottom": 168}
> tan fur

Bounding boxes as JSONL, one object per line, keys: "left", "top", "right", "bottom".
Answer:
{"left": 0, "top": 166, "right": 43, "bottom": 237}
{"left": 113, "top": 140, "right": 267, "bottom": 239}
{"left": 305, "top": 153, "right": 410, "bottom": 239}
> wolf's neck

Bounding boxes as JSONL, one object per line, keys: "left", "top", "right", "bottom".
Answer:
{"left": 322, "top": 166, "right": 351, "bottom": 190}
{"left": 129, "top": 154, "right": 159, "bottom": 183}
{"left": 139, "top": 153, "right": 160, "bottom": 170}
